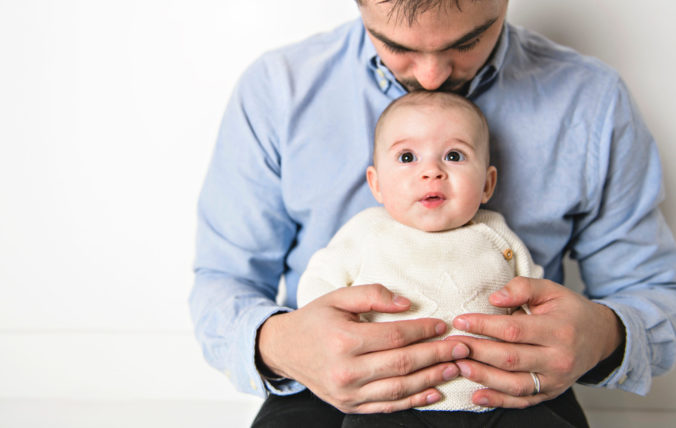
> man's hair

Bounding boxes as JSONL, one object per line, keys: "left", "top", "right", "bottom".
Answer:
{"left": 356, "top": 0, "right": 474, "bottom": 25}
{"left": 374, "top": 91, "right": 490, "bottom": 163}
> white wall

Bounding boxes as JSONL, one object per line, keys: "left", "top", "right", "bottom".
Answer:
{"left": 1, "top": 1, "right": 674, "bottom": 427}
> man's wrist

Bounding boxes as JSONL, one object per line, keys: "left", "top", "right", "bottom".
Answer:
{"left": 578, "top": 333, "right": 625, "bottom": 384}
{"left": 255, "top": 311, "right": 287, "bottom": 380}
{"left": 598, "top": 303, "right": 625, "bottom": 361}
{"left": 579, "top": 304, "right": 626, "bottom": 384}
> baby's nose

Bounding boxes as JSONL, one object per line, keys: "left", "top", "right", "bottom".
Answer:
{"left": 421, "top": 164, "right": 446, "bottom": 180}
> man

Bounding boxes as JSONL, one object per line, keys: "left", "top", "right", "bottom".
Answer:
{"left": 190, "top": 0, "right": 676, "bottom": 425}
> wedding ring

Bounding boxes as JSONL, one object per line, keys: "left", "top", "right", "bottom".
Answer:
{"left": 530, "top": 372, "right": 541, "bottom": 395}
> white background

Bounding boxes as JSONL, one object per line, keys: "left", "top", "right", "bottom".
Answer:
{"left": 1, "top": 1, "right": 674, "bottom": 427}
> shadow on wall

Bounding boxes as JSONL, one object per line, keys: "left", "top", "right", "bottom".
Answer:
{"left": 507, "top": 2, "right": 613, "bottom": 59}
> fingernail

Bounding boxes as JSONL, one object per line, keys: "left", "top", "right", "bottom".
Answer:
{"left": 393, "top": 295, "right": 410, "bottom": 306}
{"left": 453, "top": 318, "right": 469, "bottom": 331}
{"left": 435, "top": 322, "right": 447, "bottom": 335}
{"left": 456, "top": 361, "right": 471, "bottom": 377}
{"left": 442, "top": 366, "right": 458, "bottom": 381}
{"left": 452, "top": 343, "right": 469, "bottom": 359}
{"left": 476, "top": 397, "right": 490, "bottom": 406}
{"left": 493, "top": 288, "right": 510, "bottom": 300}
{"left": 426, "top": 392, "right": 441, "bottom": 404}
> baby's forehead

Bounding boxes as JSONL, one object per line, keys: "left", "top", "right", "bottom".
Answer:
{"left": 387, "top": 99, "right": 483, "bottom": 127}
{"left": 373, "top": 93, "right": 491, "bottom": 164}
{"left": 378, "top": 97, "right": 488, "bottom": 144}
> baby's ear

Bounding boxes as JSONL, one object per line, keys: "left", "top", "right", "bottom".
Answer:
{"left": 482, "top": 165, "right": 498, "bottom": 203}
{"left": 366, "top": 166, "right": 383, "bottom": 203}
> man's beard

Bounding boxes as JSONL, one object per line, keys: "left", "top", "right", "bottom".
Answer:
{"left": 400, "top": 77, "right": 469, "bottom": 94}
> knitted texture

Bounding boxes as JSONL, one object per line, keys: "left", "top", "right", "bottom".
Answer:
{"left": 297, "top": 207, "right": 543, "bottom": 412}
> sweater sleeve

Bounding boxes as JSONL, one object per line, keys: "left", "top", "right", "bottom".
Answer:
{"left": 504, "top": 225, "right": 544, "bottom": 280}
{"left": 475, "top": 210, "right": 544, "bottom": 280}
{"left": 296, "top": 209, "right": 377, "bottom": 307}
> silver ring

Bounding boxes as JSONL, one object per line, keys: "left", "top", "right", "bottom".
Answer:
{"left": 530, "top": 372, "right": 541, "bottom": 395}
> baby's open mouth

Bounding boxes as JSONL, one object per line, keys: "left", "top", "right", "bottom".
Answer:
{"left": 420, "top": 193, "right": 446, "bottom": 207}
{"left": 421, "top": 193, "right": 445, "bottom": 201}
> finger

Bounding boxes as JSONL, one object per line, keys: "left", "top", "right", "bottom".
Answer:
{"left": 354, "top": 318, "right": 448, "bottom": 353}
{"left": 447, "top": 335, "right": 544, "bottom": 373}
{"left": 355, "top": 362, "right": 460, "bottom": 411}
{"left": 324, "top": 283, "right": 415, "bottom": 314}
{"left": 359, "top": 339, "right": 469, "bottom": 382}
{"left": 488, "top": 276, "right": 562, "bottom": 310}
{"left": 455, "top": 359, "right": 545, "bottom": 399}
{"left": 452, "top": 312, "right": 552, "bottom": 345}
{"left": 472, "top": 386, "right": 547, "bottom": 409}
{"left": 351, "top": 387, "right": 443, "bottom": 414}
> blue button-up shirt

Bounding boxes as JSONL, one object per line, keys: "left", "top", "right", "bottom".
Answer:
{"left": 190, "top": 19, "right": 676, "bottom": 398}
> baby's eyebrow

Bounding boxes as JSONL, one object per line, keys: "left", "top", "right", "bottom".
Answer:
{"left": 386, "top": 138, "right": 478, "bottom": 155}
{"left": 448, "top": 138, "right": 475, "bottom": 151}
{"left": 389, "top": 139, "right": 409, "bottom": 150}
{"left": 385, "top": 138, "right": 417, "bottom": 154}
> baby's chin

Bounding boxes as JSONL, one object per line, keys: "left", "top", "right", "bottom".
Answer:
{"left": 398, "top": 216, "right": 467, "bottom": 233}
{"left": 418, "top": 223, "right": 459, "bottom": 233}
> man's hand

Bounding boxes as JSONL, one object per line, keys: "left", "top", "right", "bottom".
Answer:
{"left": 257, "top": 283, "right": 471, "bottom": 413}
{"left": 449, "top": 277, "right": 624, "bottom": 408}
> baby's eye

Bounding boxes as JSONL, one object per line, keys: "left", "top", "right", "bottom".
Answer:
{"left": 398, "top": 152, "right": 417, "bottom": 163}
{"left": 445, "top": 151, "right": 465, "bottom": 162}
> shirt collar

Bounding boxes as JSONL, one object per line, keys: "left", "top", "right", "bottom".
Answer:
{"left": 467, "top": 22, "right": 510, "bottom": 97}
{"left": 362, "top": 22, "right": 511, "bottom": 98}
{"left": 360, "top": 24, "right": 402, "bottom": 95}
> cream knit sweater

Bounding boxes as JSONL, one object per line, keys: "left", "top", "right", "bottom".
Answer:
{"left": 297, "top": 207, "right": 543, "bottom": 412}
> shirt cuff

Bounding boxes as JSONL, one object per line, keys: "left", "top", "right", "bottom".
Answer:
{"left": 240, "top": 304, "right": 306, "bottom": 397}
{"left": 262, "top": 376, "right": 306, "bottom": 396}
{"left": 578, "top": 299, "right": 651, "bottom": 395}
{"left": 577, "top": 329, "right": 625, "bottom": 384}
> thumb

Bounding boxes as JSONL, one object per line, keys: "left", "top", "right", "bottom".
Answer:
{"left": 489, "top": 276, "right": 551, "bottom": 309}
{"left": 325, "top": 283, "right": 411, "bottom": 314}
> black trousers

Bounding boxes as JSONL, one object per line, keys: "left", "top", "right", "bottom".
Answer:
{"left": 251, "top": 388, "right": 589, "bottom": 428}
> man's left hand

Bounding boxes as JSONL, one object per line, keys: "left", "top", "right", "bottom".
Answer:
{"left": 449, "top": 276, "right": 624, "bottom": 408}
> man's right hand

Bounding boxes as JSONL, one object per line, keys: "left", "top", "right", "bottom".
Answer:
{"left": 256, "top": 283, "right": 470, "bottom": 414}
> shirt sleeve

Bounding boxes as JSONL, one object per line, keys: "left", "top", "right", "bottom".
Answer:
{"left": 189, "top": 56, "right": 305, "bottom": 397}
{"left": 571, "top": 77, "right": 676, "bottom": 395}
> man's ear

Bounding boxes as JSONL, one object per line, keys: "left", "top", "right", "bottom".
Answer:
{"left": 482, "top": 165, "right": 498, "bottom": 203}
{"left": 366, "top": 165, "right": 383, "bottom": 203}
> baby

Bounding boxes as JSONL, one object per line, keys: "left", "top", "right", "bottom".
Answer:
{"left": 297, "top": 91, "right": 543, "bottom": 412}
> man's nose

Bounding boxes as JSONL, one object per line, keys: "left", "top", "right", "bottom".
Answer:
{"left": 413, "top": 54, "right": 452, "bottom": 90}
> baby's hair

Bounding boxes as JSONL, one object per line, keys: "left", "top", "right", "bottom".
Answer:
{"left": 374, "top": 91, "right": 490, "bottom": 164}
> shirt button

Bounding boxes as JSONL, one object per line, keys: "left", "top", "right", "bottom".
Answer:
{"left": 250, "top": 378, "right": 258, "bottom": 390}
{"left": 619, "top": 374, "right": 628, "bottom": 385}
{"left": 503, "top": 248, "right": 513, "bottom": 261}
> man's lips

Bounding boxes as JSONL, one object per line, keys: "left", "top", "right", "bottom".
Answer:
{"left": 419, "top": 192, "right": 446, "bottom": 208}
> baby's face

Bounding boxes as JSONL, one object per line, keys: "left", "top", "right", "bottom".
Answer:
{"left": 367, "top": 102, "right": 496, "bottom": 232}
